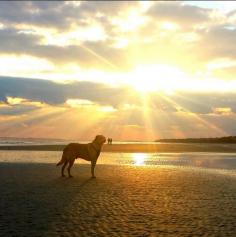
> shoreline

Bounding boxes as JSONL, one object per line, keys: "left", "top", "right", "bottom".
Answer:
{"left": 1, "top": 143, "right": 236, "bottom": 153}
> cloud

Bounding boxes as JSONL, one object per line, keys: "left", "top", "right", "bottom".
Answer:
{"left": 0, "top": 76, "right": 133, "bottom": 107}
{"left": 172, "top": 92, "right": 236, "bottom": 114}
{"left": 1, "top": 77, "right": 236, "bottom": 139}
{"left": 0, "top": 28, "right": 41, "bottom": 53}
{"left": 1, "top": 76, "right": 236, "bottom": 116}
{"left": 196, "top": 25, "right": 236, "bottom": 61}
{"left": 0, "top": 1, "right": 138, "bottom": 70}
{"left": 0, "top": 1, "right": 79, "bottom": 29}
{"left": 1, "top": 2, "right": 236, "bottom": 139}
{"left": 0, "top": 27, "right": 130, "bottom": 70}
{"left": 0, "top": 103, "right": 39, "bottom": 116}
{"left": 212, "top": 107, "right": 232, "bottom": 115}
{"left": 1, "top": 1, "right": 234, "bottom": 72}
{"left": 201, "top": 112, "right": 236, "bottom": 135}
{"left": 147, "top": 2, "right": 210, "bottom": 26}
{"left": 0, "top": 1, "right": 138, "bottom": 30}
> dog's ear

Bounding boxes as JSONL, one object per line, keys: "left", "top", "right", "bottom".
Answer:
{"left": 94, "top": 135, "right": 100, "bottom": 144}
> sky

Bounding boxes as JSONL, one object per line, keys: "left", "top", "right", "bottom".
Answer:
{"left": 1, "top": 1, "right": 236, "bottom": 141}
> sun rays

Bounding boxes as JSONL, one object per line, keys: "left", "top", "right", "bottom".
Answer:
{"left": 117, "top": 84, "right": 229, "bottom": 140}
{"left": 0, "top": 78, "right": 231, "bottom": 140}
{"left": 158, "top": 93, "right": 228, "bottom": 137}
{"left": 1, "top": 15, "right": 235, "bottom": 141}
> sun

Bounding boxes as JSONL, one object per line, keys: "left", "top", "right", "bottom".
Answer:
{"left": 128, "top": 64, "right": 187, "bottom": 94}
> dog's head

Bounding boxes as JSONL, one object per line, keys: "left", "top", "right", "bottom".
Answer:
{"left": 93, "top": 135, "right": 106, "bottom": 146}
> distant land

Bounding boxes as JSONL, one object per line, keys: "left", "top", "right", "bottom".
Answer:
{"left": 156, "top": 136, "right": 236, "bottom": 144}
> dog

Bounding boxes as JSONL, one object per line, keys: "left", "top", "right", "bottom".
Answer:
{"left": 56, "top": 135, "right": 106, "bottom": 178}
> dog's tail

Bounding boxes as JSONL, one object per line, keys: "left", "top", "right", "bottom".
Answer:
{"left": 56, "top": 152, "right": 66, "bottom": 166}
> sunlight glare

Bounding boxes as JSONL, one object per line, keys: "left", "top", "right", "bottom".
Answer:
{"left": 129, "top": 64, "right": 186, "bottom": 94}
{"left": 132, "top": 153, "right": 147, "bottom": 166}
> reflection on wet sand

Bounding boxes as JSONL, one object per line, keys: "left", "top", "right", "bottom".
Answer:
{"left": 132, "top": 153, "right": 147, "bottom": 166}
{"left": 0, "top": 151, "right": 236, "bottom": 172}
{"left": 115, "top": 152, "right": 236, "bottom": 171}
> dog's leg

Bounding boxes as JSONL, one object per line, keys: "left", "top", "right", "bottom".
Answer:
{"left": 91, "top": 160, "right": 97, "bottom": 178}
{"left": 61, "top": 160, "right": 68, "bottom": 177}
{"left": 67, "top": 158, "right": 75, "bottom": 178}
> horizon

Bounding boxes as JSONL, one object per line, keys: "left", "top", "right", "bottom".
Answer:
{"left": 1, "top": 134, "right": 236, "bottom": 142}
{"left": 1, "top": 1, "right": 236, "bottom": 140}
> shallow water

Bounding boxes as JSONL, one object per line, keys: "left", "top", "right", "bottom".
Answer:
{"left": 0, "top": 150, "right": 236, "bottom": 172}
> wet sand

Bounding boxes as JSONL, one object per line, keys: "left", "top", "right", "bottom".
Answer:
{"left": 1, "top": 163, "right": 236, "bottom": 236}
{"left": 1, "top": 143, "right": 236, "bottom": 153}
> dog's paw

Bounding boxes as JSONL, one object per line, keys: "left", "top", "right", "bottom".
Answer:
{"left": 68, "top": 175, "right": 73, "bottom": 178}
{"left": 91, "top": 176, "right": 96, "bottom": 179}
{"left": 61, "top": 175, "right": 66, "bottom": 178}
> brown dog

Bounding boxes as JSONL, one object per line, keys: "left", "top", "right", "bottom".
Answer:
{"left": 56, "top": 135, "right": 106, "bottom": 178}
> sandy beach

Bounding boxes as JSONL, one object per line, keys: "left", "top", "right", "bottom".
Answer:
{"left": 1, "top": 163, "right": 236, "bottom": 236}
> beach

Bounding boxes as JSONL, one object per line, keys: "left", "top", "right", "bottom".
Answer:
{"left": 1, "top": 163, "right": 236, "bottom": 237}
{"left": 2, "top": 0, "right": 236, "bottom": 236}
